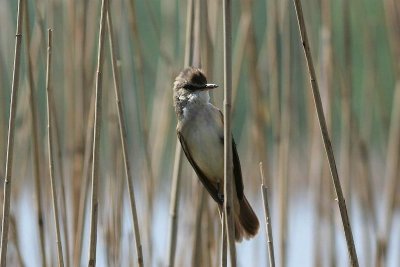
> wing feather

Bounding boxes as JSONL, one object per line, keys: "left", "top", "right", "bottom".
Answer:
{"left": 177, "top": 130, "right": 223, "bottom": 204}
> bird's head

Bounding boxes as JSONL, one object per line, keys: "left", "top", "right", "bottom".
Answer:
{"left": 173, "top": 67, "right": 218, "bottom": 93}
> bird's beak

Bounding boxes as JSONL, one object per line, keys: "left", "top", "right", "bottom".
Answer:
{"left": 203, "top": 83, "right": 219, "bottom": 90}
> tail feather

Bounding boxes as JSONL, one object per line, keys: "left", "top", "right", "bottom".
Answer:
{"left": 235, "top": 195, "right": 259, "bottom": 242}
{"left": 217, "top": 195, "right": 259, "bottom": 242}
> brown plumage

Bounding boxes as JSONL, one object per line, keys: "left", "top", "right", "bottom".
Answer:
{"left": 173, "top": 67, "right": 259, "bottom": 241}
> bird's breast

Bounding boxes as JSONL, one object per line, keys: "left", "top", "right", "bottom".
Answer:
{"left": 181, "top": 106, "right": 224, "bottom": 183}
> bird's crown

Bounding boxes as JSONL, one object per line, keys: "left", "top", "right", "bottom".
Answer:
{"left": 174, "top": 67, "right": 208, "bottom": 90}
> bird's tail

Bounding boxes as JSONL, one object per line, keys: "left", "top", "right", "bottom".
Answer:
{"left": 234, "top": 195, "right": 259, "bottom": 242}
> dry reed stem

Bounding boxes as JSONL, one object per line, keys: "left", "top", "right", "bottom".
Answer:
{"left": 9, "top": 216, "right": 24, "bottom": 267}
{"left": 374, "top": 0, "right": 400, "bottom": 264}
{"left": 0, "top": 0, "right": 23, "bottom": 264}
{"left": 277, "top": 2, "right": 292, "bottom": 265}
{"left": 88, "top": 0, "right": 108, "bottom": 265}
{"left": 45, "top": 28, "right": 65, "bottom": 267}
{"left": 191, "top": 188, "right": 206, "bottom": 267}
{"left": 222, "top": 0, "right": 236, "bottom": 265}
{"left": 377, "top": 1, "right": 400, "bottom": 265}
{"left": 50, "top": 89, "right": 70, "bottom": 267}
{"left": 339, "top": 0, "right": 353, "bottom": 224}
{"left": 149, "top": 0, "right": 176, "bottom": 180}
{"left": 263, "top": 0, "right": 279, "bottom": 194}
{"left": 107, "top": 6, "right": 144, "bottom": 266}
{"left": 231, "top": 12, "right": 250, "bottom": 110}
{"left": 22, "top": 1, "right": 47, "bottom": 266}
{"left": 220, "top": 216, "right": 227, "bottom": 267}
{"left": 126, "top": 0, "right": 156, "bottom": 258}
{"left": 47, "top": 66, "right": 71, "bottom": 266}
{"left": 166, "top": 143, "right": 184, "bottom": 267}
{"left": 259, "top": 163, "right": 276, "bottom": 267}
{"left": 73, "top": 90, "right": 95, "bottom": 267}
{"left": 65, "top": 1, "right": 84, "bottom": 240}
{"left": 191, "top": 1, "right": 211, "bottom": 263}
{"left": 244, "top": 0, "right": 269, "bottom": 170}
{"left": 311, "top": 0, "right": 335, "bottom": 264}
{"left": 292, "top": 0, "right": 359, "bottom": 266}
{"left": 379, "top": 81, "right": 400, "bottom": 260}
{"left": 166, "top": 0, "right": 195, "bottom": 265}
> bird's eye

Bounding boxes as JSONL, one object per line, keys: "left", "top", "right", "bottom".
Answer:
{"left": 183, "top": 83, "right": 203, "bottom": 90}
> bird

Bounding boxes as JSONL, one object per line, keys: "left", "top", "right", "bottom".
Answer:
{"left": 173, "top": 67, "right": 259, "bottom": 241}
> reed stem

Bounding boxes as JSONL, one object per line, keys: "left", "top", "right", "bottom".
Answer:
{"left": 88, "top": 0, "right": 108, "bottom": 265}
{"left": 292, "top": 0, "right": 359, "bottom": 266}
{"left": 107, "top": 6, "right": 144, "bottom": 266}
{"left": 45, "top": 28, "right": 65, "bottom": 267}
{"left": 259, "top": 163, "right": 276, "bottom": 267}
{"left": 222, "top": 0, "right": 236, "bottom": 265}
{"left": 22, "top": 2, "right": 47, "bottom": 265}
{"left": 0, "top": 0, "right": 24, "bottom": 264}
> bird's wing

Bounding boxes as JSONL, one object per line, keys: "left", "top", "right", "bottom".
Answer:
{"left": 232, "top": 138, "right": 244, "bottom": 200}
{"left": 217, "top": 110, "right": 244, "bottom": 200}
{"left": 177, "top": 130, "right": 223, "bottom": 204}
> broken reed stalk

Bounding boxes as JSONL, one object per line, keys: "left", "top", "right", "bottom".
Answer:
{"left": 45, "top": 28, "right": 65, "bottom": 267}
{"left": 222, "top": 0, "right": 236, "bottom": 266}
{"left": 88, "top": 0, "right": 108, "bottom": 265}
{"left": 22, "top": 2, "right": 47, "bottom": 265}
{"left": 0, "top": 0, "right": 23, "bottom": 265}
{"left": 291, "top": 0, "right": 359, "bottom": 266}
{"left": 259, "top": 163, "right": 276, "bottom": 267}
{"left": 166, "top": 0, "right": 195, "bottom": 265}
{"left": 107, "top": 7, "right": 144, "bottom": 267}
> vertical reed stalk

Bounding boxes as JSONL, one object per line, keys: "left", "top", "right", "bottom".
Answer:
{"left": 379, "top": 81, "right": 400, "bottom": 260}
{"left": 47, "top": 58, "right": 71, "bottom": 267}
{"left": 191, "top": 188, "right": 206, "bottom": 267}
{"left": 10, "top": 216, "right": 24, "bottom": 267}
{"left": 50, "top": 90, "right": 70, "bottom": 267}
{"left": 0, "top": 0, "right": 23, "bottom": 264}
{"left": 222, "top": 0, "right": 236, "bottom": 266}
{"left": 292, "top": 0, "right": 359, "bottom": 266}
{"left": 107, "top": 6, "right": 144, "bottom": 266}
{"left": 73, "top": 90, "right": 95, "bottom": 267}
{"left": 277, "top": 3, "right": 292, "bottom": 266}
{"left": 45, "top": 28, "right": 65, "bottom": 267}
{"left": 245, "top": 0, "right": 269, "bottom": 171}
{"left": 266, "top": 0, "right": 280, "bottom": 189}
{"left": 340, "top": 0, "right": 353, "bottom": 226}
{"left": 259, "top": 163, "right": 276, "bottom": 267}
{"left": 166, "top": 143, "right": 183, "bottom": 267}
{"left": 88, "top": 0, "right": 108, "bottom": 265}
{"left": 220, "top": 216, "right": 227, "bottom": 267}
{"left": 126, "top": 2, "right": 155, "bottom": 257}
{"left": 166, "top": 0, "right": 195, "bottom": 265}
{"left": 377, "top": 1, "right": 400, "bottom": 265}
{"left": 231, "top": 12, "right": 250, "bottom": 110}
{"left": 22, "top": 1, "right": 47, "bottom": 266}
